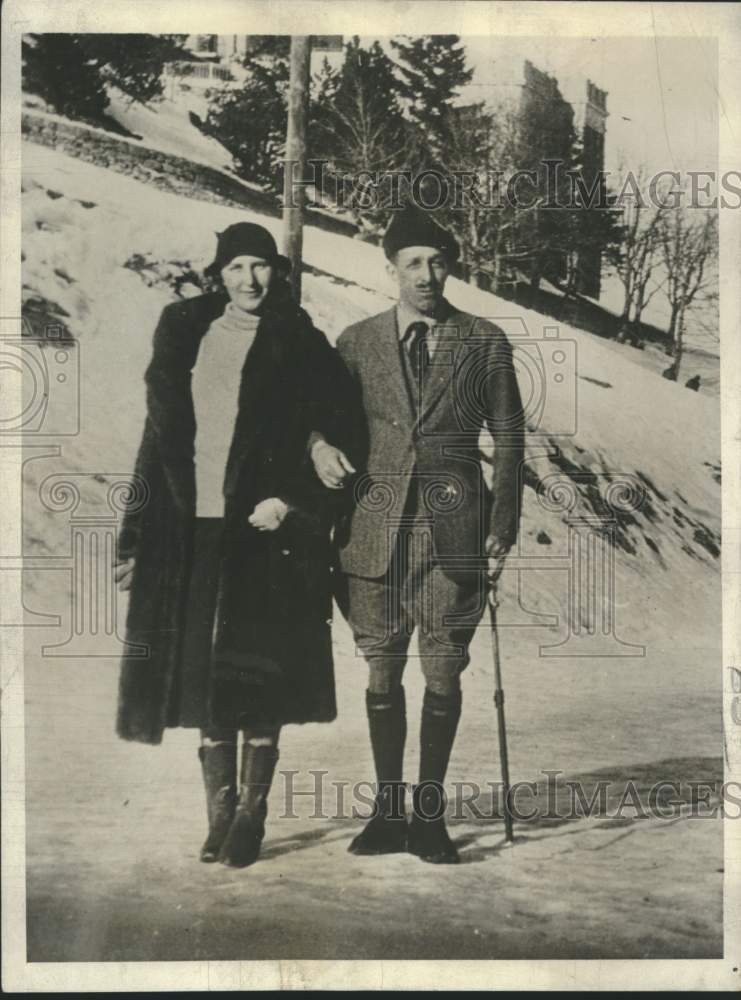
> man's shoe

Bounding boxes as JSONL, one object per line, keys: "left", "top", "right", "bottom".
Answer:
{"left": 408, "top": 782, "right": 460, "bottom": 864}
{"left": 348, "top": 784, "right": 408, "bottom": 856}
{"left": 407, "top": 816, "right": 460, "bottom": 864}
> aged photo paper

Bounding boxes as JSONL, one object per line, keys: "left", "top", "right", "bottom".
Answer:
{"left": 2, "top": 0, "right": 740, "bottom": 991}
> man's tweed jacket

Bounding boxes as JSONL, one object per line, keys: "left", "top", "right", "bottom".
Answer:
{"left": 331, "top": 299, "right": 525, "bottom": 582}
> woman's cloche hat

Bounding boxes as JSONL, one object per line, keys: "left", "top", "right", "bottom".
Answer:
{"left": 205, "top": 222, "right": 291, "bottom": 279}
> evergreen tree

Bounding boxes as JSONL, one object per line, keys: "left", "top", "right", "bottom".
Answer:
{"left": 311, "top": 56, "right": 340, "bottom": 109}
{"left": 306, "top": 57, "right": 340, "bottom": 202}
{"left": 205, "top": 41, "right": 290, "bottom": 190}
{"left": 310, "top": 37, "right": 409, "bottom": 231}
{"left": 239, "top": 36, "right": 290, "bottom": 61}
{"left": 390, "top": 34, "right": 473, "bottom": 165}
{"left": 81, "top": 35, "right": 189, "bottom": 104}
{"left": 22, "top": 35, "right": 109, "bottom": 120}
{"left": 22, "top": 34, "right": 188, "bottom": 122}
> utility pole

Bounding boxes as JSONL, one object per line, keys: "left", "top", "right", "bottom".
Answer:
{"left": 283, "top": 36, "right": 312, "bottom": 304}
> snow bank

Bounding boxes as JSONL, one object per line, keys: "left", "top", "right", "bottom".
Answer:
{"left": 104, "top": 87, "right": 235, "bottom": 173}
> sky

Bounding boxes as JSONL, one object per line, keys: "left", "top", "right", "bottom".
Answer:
{"left": 466, "top": 36, "right": 719, "bottom": 177}
{"left": 373, "top": 35, "right": 720, "bottom": 180}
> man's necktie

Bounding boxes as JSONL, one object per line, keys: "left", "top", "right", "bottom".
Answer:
{"left": 405, "top": 321, "right": 430, "bottom": 384}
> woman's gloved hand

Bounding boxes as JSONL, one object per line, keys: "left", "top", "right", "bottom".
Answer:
{"left": 248, "top": 497, "right": 290, "bottom": 532}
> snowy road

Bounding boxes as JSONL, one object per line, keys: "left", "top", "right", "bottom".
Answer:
{"left": 24, "top": 612, "right": 722, "bottom": 961}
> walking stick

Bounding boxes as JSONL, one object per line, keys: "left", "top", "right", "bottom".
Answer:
{"left": 487, "top": 575, "right": 515, "bottom": 843}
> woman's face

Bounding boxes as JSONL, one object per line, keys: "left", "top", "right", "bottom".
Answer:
{"left": 221, "top": 254, "right": 275, "bottom": 311}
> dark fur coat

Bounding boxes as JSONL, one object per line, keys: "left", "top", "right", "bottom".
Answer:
{"left": 116, "top": 287, "right": 339, "bottom": 744}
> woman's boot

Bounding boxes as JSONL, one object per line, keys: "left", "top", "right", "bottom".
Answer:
{"left": 219, "top": 741, "right": 280, "bottom": 868}
{"left": 198, "top": 741, "right": 237, "bottom": 863}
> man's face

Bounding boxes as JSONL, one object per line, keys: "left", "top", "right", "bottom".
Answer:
{"left": 221, "top": 254, "right": 275, "bottom": 312}
{"left": 389, "top": 246, "right": 450, "bottom": 316}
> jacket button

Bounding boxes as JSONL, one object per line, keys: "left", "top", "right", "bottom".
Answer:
{"left": 281, "top": 548, "right": 291, "bottom": 556}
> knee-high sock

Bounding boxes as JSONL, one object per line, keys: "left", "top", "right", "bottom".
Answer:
{"left": 418, "top": 688, "right": 462, "bottom": 789}
{"left": 366, "top": 686, "right": 406, "bottom": 790}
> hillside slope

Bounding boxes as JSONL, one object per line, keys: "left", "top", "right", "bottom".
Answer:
{"left": 21, "top": 140, "right": 721, "bottom": 644}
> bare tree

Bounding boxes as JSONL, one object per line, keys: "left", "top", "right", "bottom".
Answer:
{"left": 310, "top": 38, "right": 410, "bottom": 232}
{"left": 658, "top": 206, "right": 718, "bottom": 381}
{"left": 439, "top": 99, "right": 522, "bottom": 292}
{"left": 628, "top": 207, "right": 665, "bottom": 334}
{"left": 486, "top": 102, "right": 525, "bottom": 294}
{"left": 608, "top": 166, "right": 664, "bottom": 345}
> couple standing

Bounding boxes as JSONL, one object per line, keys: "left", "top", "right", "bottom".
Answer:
{"left": 115, "top": 205, "right": 524, "bottom": 869}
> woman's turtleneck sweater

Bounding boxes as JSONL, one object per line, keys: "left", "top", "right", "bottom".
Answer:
{"left": 191, "top": 301, "right": 261, "bottom": 518}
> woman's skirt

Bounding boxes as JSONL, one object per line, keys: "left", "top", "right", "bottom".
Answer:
{"left": 167, "top": 517, "right": 223, "bottom": 728}
{"left": 167, "top": 514, "right": 336, "bottom": 731}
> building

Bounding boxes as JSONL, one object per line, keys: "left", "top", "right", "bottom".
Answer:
{"left": 519, "top": 63, "right": 609, "bottom": 297}
{"left": 516, "top": 61, "right": 609, "bottom": 297}
{"left": 463, "top": 54, "right": 610, "bottom": 299}
{"left": 181, "top": 34, "right": 345, "bottom": 77}
{"left": 575, "top": 80, "right": 609, "bottom": 297}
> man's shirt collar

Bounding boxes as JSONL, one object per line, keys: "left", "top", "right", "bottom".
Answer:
{"left": 396, "top": 299, "right": 451, "bottom": 341}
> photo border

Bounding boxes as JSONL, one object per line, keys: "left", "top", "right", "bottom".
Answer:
{"left": 2, "top": 0, "right": 739, "bottom": 991}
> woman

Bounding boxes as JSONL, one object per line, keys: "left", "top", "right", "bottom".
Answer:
{"left": 115, "top": 222, "right": 337, "bottom": 869}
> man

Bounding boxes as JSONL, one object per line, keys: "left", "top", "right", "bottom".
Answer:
{"left": 312, "top": 204, "right": 524, "bottom": 864}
